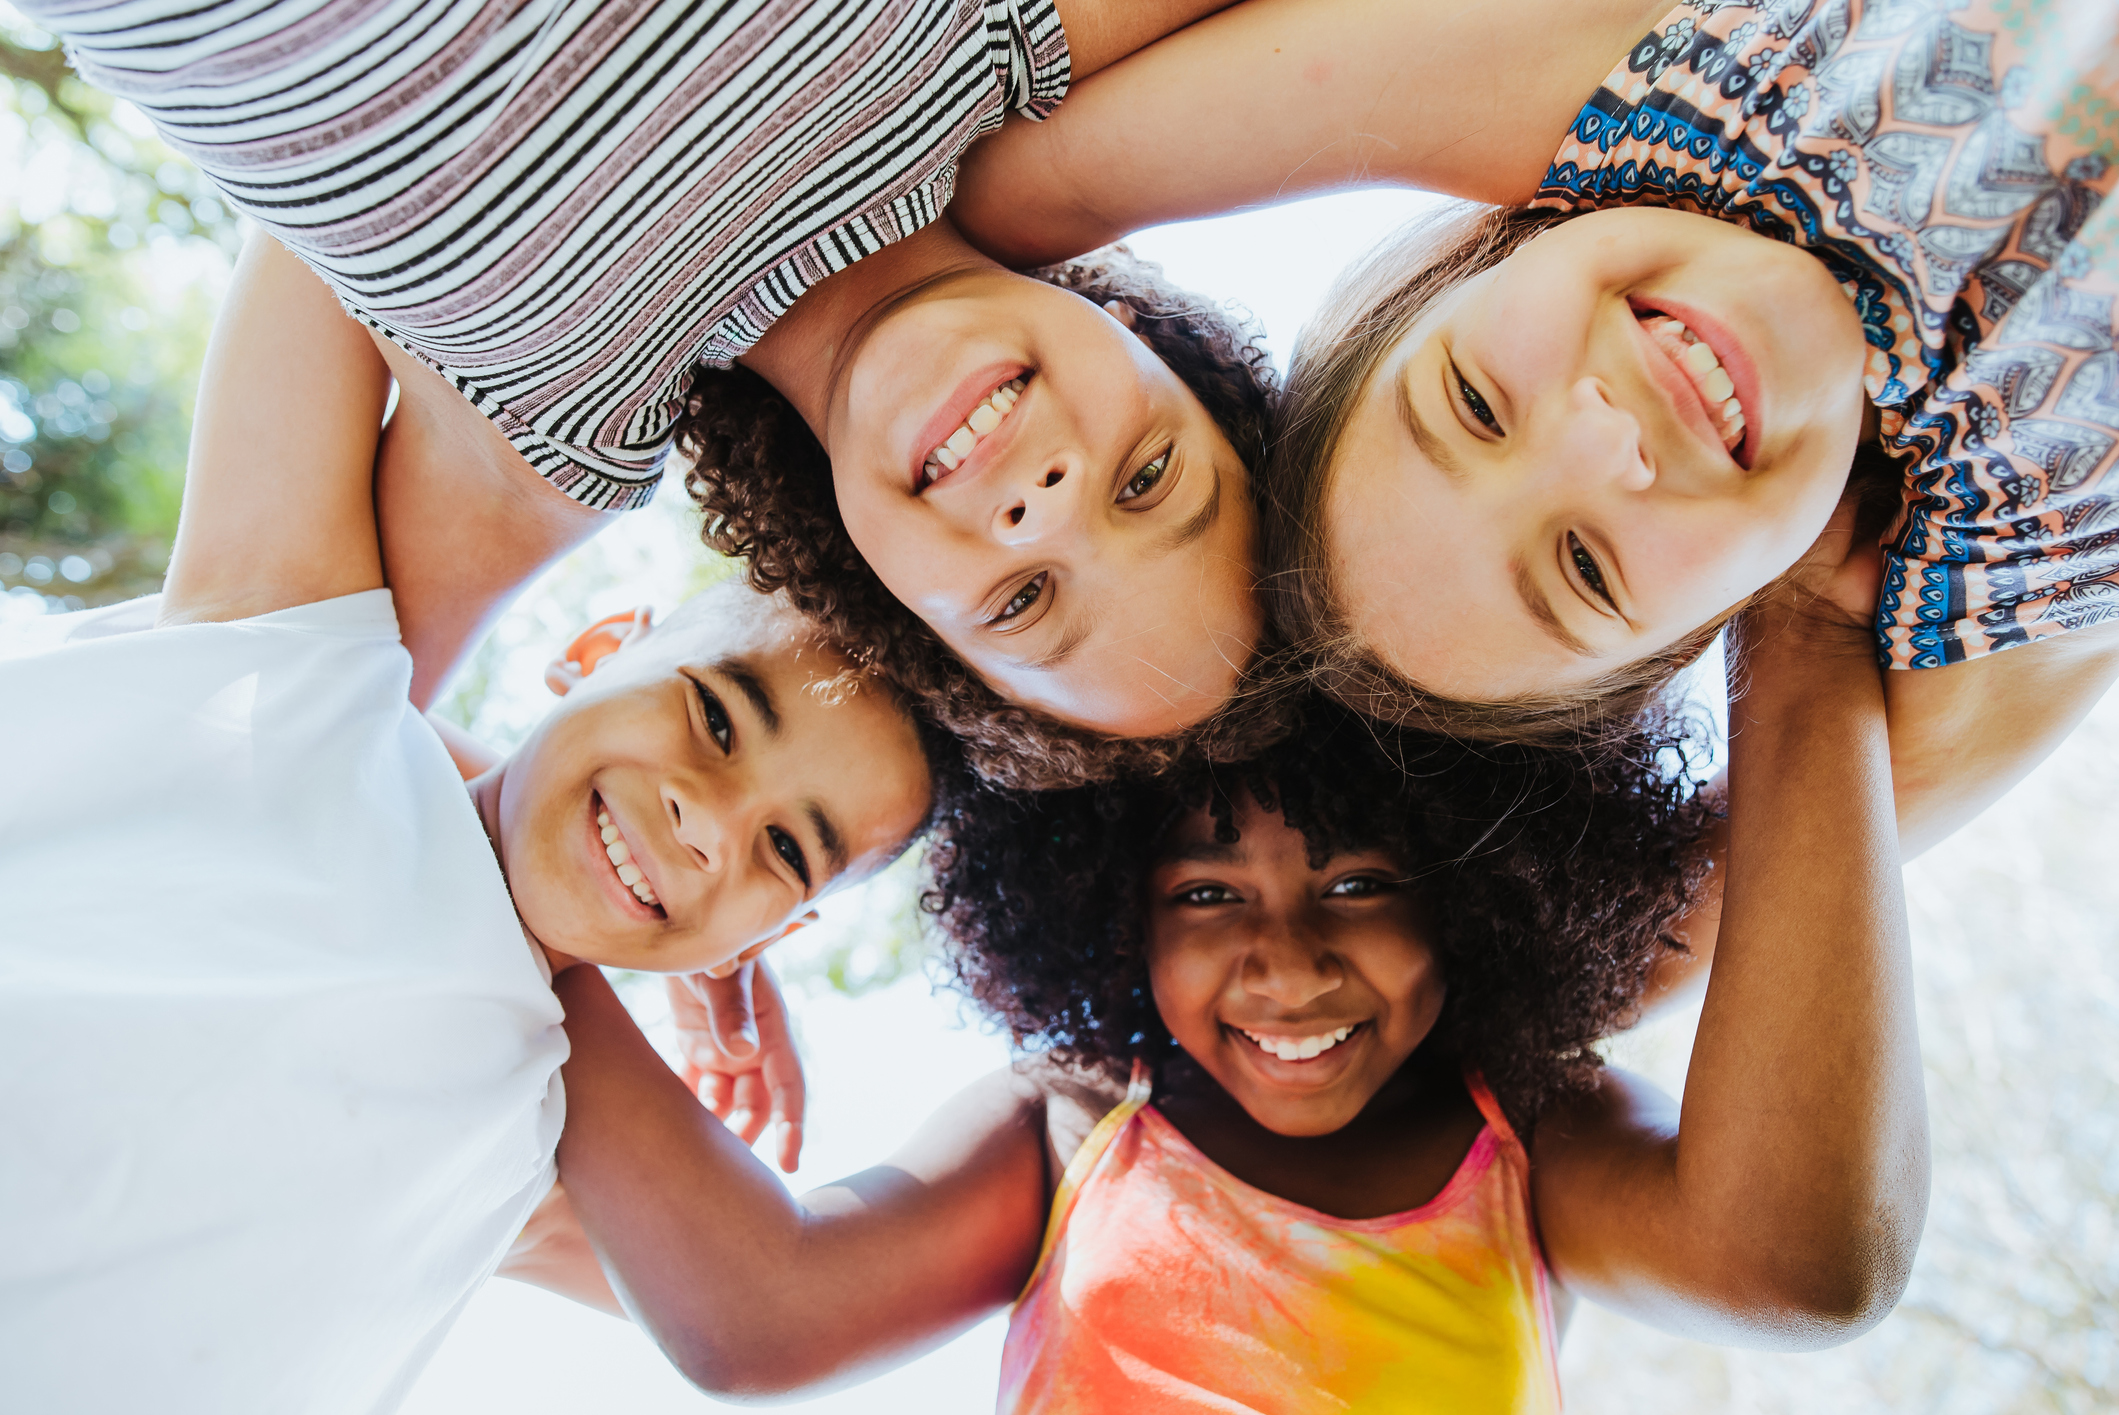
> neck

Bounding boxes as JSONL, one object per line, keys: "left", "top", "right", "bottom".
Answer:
{"left": 738, "top": 219, "right": 994, "bottom": 445}
{"left": 464, "top": 765, "right": 578, "bottom": 971}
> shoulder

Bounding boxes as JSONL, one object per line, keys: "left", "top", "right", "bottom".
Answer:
{"left": 1012, "top": 1054, "right": 1135, "bottom": 1172}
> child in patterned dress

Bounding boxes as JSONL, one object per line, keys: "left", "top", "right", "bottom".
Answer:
{"left": 950, "top": 0, "right": 2119, "bottom": 852}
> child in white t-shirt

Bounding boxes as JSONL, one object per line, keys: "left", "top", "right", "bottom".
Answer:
{"left": 0, "top": 235, "right": 939, "bottom": 1415}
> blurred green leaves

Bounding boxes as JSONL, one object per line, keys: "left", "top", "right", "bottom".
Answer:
{"left": 0, "top": 7, "right": 236, "bottom": 608}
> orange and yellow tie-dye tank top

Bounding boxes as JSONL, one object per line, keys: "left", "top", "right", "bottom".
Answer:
{"left": 998, "top": 1064, "right": 1562, "bottom": 1414}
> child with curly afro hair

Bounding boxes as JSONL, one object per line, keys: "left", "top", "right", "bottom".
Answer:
{"left": 536, "top": 610, "right": 1929, "bottom": 1410}
{"left": 926, "top": 694, "right": 1715, "bottom": 1129}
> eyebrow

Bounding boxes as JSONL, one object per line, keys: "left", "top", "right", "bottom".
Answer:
{"left": 1395, "top": 353, "right": 1467, "bottom": 481}
{"left": 1153, "top": 450, "right": 1224, "bottom": 553}
{"left": 1511, "top": 559, "right": 1596, "bottom": 658}
{"left": 804, "top": 800, "right": 848, "bottom": 881}
{"left": 1164, "top": 839, "right": 1244, "bottom": 865}
{"left": 711, "top": 658, "right": 781, "bottom": 737}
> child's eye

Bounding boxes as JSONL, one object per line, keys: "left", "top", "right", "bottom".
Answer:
{"left": 1568, "top": 533, "right": 1616, "bottom": 608}
{"left": 1176, "top": 883, "right": 1238, "bottom": 907}
{"left": 693, "top": 678, "right": 732, "bottom": 752}
{"left": 1453, "top": 364, "right": 1500, "bottom": 433}
{"left": 768, "top": 825, "right": 811, "bottom": 889}
{"left": 1118, "top": 451, "right": 1171, "bottom": 503}
{"left": 991, "top": 573, "right": 1046, "bottom": 624}
{"left": 1325, "top": 875, "right": 1392, "bottom": 898}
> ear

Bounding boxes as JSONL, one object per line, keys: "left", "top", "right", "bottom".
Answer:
{"left": 544, "top": 606, "right": 654, "bottom": 697}
{"left": 701, "top": 910, "right": 819, "bottom": 980}
{"left": 1101, "top": 298, "right": 1141, "bottom": 332}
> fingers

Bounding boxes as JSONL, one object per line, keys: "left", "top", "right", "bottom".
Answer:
{"left": 698, "top": 1069, "right": 734, "bottom": 1117}
{"left": 724, "top": 1072, "right": 769, "bottom": 1145}
{"left": 772, "top": 1117, "right": 804, "bottom": 1175}
{"left": 704, "top": 962, "right": 760, "bottom": 1059}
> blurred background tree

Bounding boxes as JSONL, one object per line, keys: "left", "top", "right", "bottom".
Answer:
{"left": 0, "top": 6, "right": 237, "bottom": 614}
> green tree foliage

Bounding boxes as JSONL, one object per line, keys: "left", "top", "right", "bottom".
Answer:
{"left": 0, "top": 10, "right": 236, "bottom": 608}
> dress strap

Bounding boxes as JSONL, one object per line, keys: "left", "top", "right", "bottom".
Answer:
{"left": 1014, "top": 1058, "right": 1153, "bottom": 1305}
{"left": 1464, "top": 1071, "right": 1528, "bottom": 1167}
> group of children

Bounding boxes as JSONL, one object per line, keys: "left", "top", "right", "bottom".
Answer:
{"left": 4, "top": 0, "right": 2116, "bottom": 1409}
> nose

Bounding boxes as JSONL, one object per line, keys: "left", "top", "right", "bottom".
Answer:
{"left": 1565, "top": 376, "right": 1655, "bottom": 493}
{"left": 664, "top": 775, "right": 737, "bottom": 876}
{"left": 1240, "top": 929, "right": 1345, "bottom": 1011}
{"left": 994, "top": 454, "right": 1087, "bottom": 547}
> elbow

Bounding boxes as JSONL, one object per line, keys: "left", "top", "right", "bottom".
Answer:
{"left": 665, "top": 1333, "right": 835, "bottom": 1406}
{"left": 1756, "top": 1249, "right": 1914, "bottom": 1348}
{"left": 1743, "top": 1210, "right": 1926, "bottom": 1348}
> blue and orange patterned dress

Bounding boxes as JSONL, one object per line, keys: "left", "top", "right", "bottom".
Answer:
{"left": 1536, "top": 0, "right": 2118, "bottom": 669}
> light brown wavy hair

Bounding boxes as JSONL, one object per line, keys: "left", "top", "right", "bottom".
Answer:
{"left": 1261, "top": 202, "right": 1901, "bottom": 748}
{"left": 676, "top": 247, "right": 1292, "bottom": 790}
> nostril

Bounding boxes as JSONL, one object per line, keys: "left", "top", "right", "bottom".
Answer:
{"left": 1008, "top": 505, "right": 1025, "bottom": 526}
{"left": 1042, "top": 469, "right": 1063, "bottom": 488}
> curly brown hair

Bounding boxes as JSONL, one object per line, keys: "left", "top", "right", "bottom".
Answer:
{"left": 675, "top": 247, "right": 1286, "bottom": 791}
{"left": 921, "top": 694, "right": 1716, "bottom": 1129}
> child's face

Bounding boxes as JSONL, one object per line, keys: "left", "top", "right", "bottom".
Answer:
{"left": 1324, "top": 206, "right": 1870, "bottom": 701}
{"left": 490, "top": 592, "right": 931, "bottom": 974}
{"left": 826, "top": 268, "right": 1260, "bottom": 737}
{"left": 1145, "top": 796, "right": 1443, "bottom": 1137}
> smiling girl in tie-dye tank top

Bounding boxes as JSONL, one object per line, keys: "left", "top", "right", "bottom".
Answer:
{"left": 534, "top": 627, "right": 1928, "bottom": 1410}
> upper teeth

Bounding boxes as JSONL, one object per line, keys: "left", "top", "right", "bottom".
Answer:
{"left": 597, "top": 808, "right": 660, "bottom": 909}
{"left": 1639, "top": 314, "right": 1745, "bottom": 451}
{"left": 918, "top": 379, "right": 1025, "bottom": 489}
{"left": 1240, "top": 1026, "right": 1356, "bottom": 1062}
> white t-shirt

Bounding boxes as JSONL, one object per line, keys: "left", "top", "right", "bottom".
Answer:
{"left": 0, "top": 591, "right": 566, "bottom": 1415}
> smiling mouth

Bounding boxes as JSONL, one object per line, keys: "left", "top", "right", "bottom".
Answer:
{"left": 1235, "top": 1023, "right": 1363, "bottom": 1063}
{"left": 1637, "top": 310, "right": 1749, "bottom": 464}
{"left": 917, "top": 377, "right": 1026, "bottom": 492}
{"left": 593, "top": 795, "right": 664, "bottom": 916}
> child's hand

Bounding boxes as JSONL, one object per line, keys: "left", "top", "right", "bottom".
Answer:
{"left": 1741, "top": 489, "right": 1887, "bottom": 669}
{"left": 668, "top": 961, "right": 806, "bottom": 1174}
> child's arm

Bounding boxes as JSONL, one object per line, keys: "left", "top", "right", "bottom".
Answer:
{"left": 546, "top": 965, "right": 1052, "bottom": 1396}
{"left": 368, "top": 337, "right": 606, "bottom": 708}
{"left": 157, "top": 233, "right": 392, "bottom": 625}
{"left": 948, "top": 0, "right": 1669, "bottom": 269}
{"left": 1529, "top": 590, "right": 1929, "bottom": 1345}
{"left": 1883, "top": 623, "right": 2119, "bottom": 856}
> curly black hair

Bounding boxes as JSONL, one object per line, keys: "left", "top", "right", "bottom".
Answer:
{"left": 922, "top": 695, "right": 1717, "bottom": 1129}
{"left": 674, "top": 246, "right": 1287, "bottom": 792}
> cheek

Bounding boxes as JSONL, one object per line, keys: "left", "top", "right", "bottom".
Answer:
{"left": 1146, "top": 939, "right": 1230, "bottom": 1047}
{"left": 836, "top": 489, "right": 984, "bottom": 621}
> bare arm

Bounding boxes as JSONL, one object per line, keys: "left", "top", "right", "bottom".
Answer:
{"left": 1531, "top": 611, "right": 1929, "bottom": 1347}
{"left": 1636, "top": 619, "right": 2119, "bottom": 1014}
{"left": 550, "top": 966, "right": 1051, "bottom": 1398}
{"left": 499, "top": 1182, "right": 626, "bottom": 1317}
{"left": 949, "top": 0, "right": 1668, "bottom": 269}
{"left": 368, "top": 337, "right": 606, "bottom": 708}
{"left": 1885, "top": 621, "right": 2119, "bottom": 858}
{"left": 157, "top": 234, "right": 391, "bottom": 625}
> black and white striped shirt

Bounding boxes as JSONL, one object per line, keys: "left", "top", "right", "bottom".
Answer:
{"left": 28, "top": 0, "right": 1070, "bottom": 508}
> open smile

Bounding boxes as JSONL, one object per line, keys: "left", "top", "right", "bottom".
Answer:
{"left": 1228, "top": 1021, "right": 1368, "bottom": 1077}
{"left": 590, "top": 791, "right": 664, "bottom": 921}
{"left": 1629, "top": 295, "right": 1762, "bottom": 470}
{"left": 912, "top": 367, "right": 1028, "bottom": 492}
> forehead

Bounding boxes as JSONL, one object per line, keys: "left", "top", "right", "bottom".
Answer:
{"left": 1158, "top": 794, "right": 1307, "bottom": 869}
